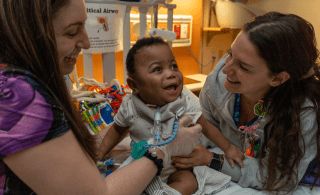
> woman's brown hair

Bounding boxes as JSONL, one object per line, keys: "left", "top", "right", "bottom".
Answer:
{"left": 0, "top": 0, "right": 99, "bottom": 161}
{"left": 243, "top": 12, "right": 320, "bottom": 193}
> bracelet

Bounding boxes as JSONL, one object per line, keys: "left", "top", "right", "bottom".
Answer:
{"left": 143, "top": 151, "right": 164, "bottom": 176}
{"left": 208, "top": 152, "right": 224, "bottom": 172}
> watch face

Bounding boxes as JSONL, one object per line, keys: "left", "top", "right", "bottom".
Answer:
{"left": 213, "top": 153, "right": 221, "bottom": 161}
{"left": 209, "top": 153, "right": 223, "bottom": 171}
{"left": 211, "top": 158, "right": 221, "bottom": 164}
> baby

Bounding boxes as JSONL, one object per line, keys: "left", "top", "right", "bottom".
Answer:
{"left": 99, "top": 37, "right": 244, "bottom": 195}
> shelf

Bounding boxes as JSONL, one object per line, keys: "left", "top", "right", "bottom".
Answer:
{"left": 202, "top": 27, "right": 241, "bottom": 31}
{"left": 202, "top": 27, "right": 223, "bottom": 31}
{"left": 130, "top": 14, "right": 192, "bottom": 24}
{"left": 130, "top": 14, "right": 193, "bottom": 47}
{"left": 202, "top": 27, "right": 241, "bottom": 45}
{"left": 184, "top": 74, "right": 208, "bottom": 92}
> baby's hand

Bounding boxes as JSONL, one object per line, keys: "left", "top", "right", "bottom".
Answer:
{"left": 225, "top": 145, "right": 245, "bottom": 168}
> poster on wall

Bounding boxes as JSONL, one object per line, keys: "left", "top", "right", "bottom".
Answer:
{"left": 83, "top": 3, "right": 126, "bottom": 54}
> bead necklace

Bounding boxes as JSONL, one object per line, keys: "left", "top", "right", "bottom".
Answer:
{"left": 131, "top": 106, "right": 185, "bottom": 159}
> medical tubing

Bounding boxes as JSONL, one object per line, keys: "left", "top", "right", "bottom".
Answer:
{"left": 152, "top": 106, "right": 161, "bottom": 156}
{"left": 145, "top": 120, "right": 178, "bottom": 148}
{"left": 98, "top": 149, "right": 132, "bottom": 166}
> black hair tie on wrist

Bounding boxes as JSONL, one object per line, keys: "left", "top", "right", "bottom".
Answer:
{"left": 144, "top": 151, "right": 164, "bottom": 176}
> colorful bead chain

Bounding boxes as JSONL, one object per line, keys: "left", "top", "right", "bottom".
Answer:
{"left": 131, "top": 120, "right": 179, "bottom": 159}
{"left": 131, "top": 106, "right": 185, "bottom": 159}
{"left": 146, "top": 121, "right": 178, "bottom": 148}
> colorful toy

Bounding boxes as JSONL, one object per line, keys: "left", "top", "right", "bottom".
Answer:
{"left": 245, "top": 137, "right": 260, "bottom": 157}
{"left": 94, "top": 105, "right": 108, "bottom": 129}
{"left": 82, "top": 110, "right": 99, "bottom": 133}
{"left": 99, "top": 102, "right": 115, "bottom": 125}
{"left": 73, "top": 79, "right": 130, "bottom": 134}
{"left": 86, "top": 109, "right": 102, "bottom": 132}
{"left": 245, "top": 146, "right": 254, "bottom": 157}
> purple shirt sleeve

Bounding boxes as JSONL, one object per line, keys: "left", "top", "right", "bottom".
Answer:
{"left": 0, "top": 69, "right": 53, "bottom": 156}
{"left": 0, "top": 67, "right": 70, "bottom": 193}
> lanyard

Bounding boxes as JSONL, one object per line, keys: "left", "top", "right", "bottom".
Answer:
{"left": 233, "top": 93, "right": 258, "bottom": 128}
{"left": 234, "top": 94, "right": 264, "bottom": 156}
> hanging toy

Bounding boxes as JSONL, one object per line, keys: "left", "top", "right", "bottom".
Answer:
{"left": 245, "top": 137, "right": 255, "bottom": 157}
{"left": 254, "top": 100, "right": 265, "bottom": 117}
{"left": 245, "top": 136, "right": 260, "bottom": 157}
{"left": 245, "top": 146, "right": 254, "bottom": 157}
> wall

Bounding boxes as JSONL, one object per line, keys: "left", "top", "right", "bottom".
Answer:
{"left": 75, "top": 0, "right": 203, "bottom": 85}
{"left": 200, "top": 0, "right": 242, "bottom": 75}
{"left": 246, "top": 0, "right": 320, "bottom": 51}
{"left": 200, "top": 29, "right": 241, "bottom": 75}
{"left": 200, "top": 0, "right": 320, "bottom": 75}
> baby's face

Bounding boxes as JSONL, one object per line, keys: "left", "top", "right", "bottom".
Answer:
{"left": 133, "top": 44, "right": 183, "bottom": 106}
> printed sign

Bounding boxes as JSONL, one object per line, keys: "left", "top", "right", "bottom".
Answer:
{"left": 83, "top": 3, "right": 126, "bottom": 54}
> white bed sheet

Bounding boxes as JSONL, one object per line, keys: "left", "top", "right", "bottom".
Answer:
{"left": 216, "top": 181, "right": 320, "bottom": 195}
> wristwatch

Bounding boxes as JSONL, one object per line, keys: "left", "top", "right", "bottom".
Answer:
{"left": 208, "top": 152, "right": 224, "bottom": 171}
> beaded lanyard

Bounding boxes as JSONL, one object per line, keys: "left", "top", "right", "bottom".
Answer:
{"left": 131, "top": 106, "right": 185, "bottom": 159}
{"left": 99, "top": 106, "right": 185, "bottom": 168}
{"left": 234, "top": 94, "right": 265, "bottom": 156}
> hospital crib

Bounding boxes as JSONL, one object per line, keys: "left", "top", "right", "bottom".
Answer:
{"left": 78, "top": 0, "right": 176, "bottom": 86}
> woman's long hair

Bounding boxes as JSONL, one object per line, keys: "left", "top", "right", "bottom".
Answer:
{"left": 0, "top": 0, "right": 99, "bottom": 161}
{"left": 243, "top": 12, "right": 320, "bottom": 193}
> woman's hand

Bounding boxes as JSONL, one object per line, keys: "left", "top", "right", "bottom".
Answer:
{"left": 224, "top": 144, "right": 244, "bottom": 168}
{"left": 155, "top": 148, "right": 165, "bottom": 160}
{"left": 158, "top": 115, "right": 202, "bottom": 167}
{"left": 171, "top": 144, "right": 213, "bottom": 169}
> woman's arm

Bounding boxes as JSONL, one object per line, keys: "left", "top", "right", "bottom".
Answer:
{"left": 197, "top": 115, "right": 230, "bottom": 152}
{"left": 173, "top": 107, "right": 318, "bottom": 191}
{"left": 3, "top": 130, "right": 162, "bottom": 195}
{"left": 98, "top": 123, "right": 128, "bottom": 158}
{"left": 230, "top": 106, "right": 318, "bottom": 191}
{"left": 197, "top": 115, "right": 244, "bottom": 167}
{"left": 3, "top": 115, "right": 202, "bottom": 194}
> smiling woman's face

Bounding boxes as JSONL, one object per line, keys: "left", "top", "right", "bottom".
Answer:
{"left": 52, "top": 0, "right": 90, "bottom": 75}
{"left": 222, "top": 31, "right": 276, "bottom": 101}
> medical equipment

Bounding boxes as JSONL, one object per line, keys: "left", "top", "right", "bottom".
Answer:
{"left": 83, "top": 0, "right": 177, "bottom": 85}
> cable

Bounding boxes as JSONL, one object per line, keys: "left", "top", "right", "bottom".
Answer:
{"left": 175, "top": 0, "right": 216, "bottom": 68}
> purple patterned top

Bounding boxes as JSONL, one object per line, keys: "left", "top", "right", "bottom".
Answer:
{"left": 0, "top": 65, "right": 70, "bottom": 194}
